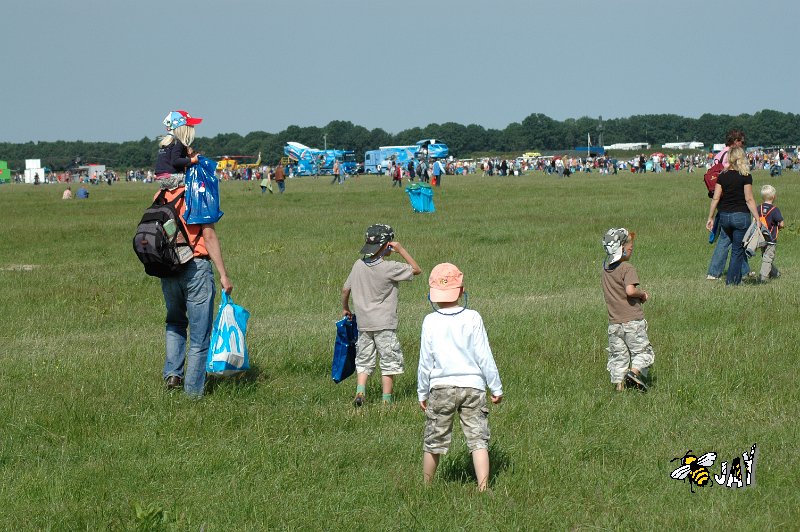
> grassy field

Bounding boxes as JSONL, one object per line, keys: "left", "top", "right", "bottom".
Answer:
{"left": 1, "top": 170, "right": 799, "bottom": 530}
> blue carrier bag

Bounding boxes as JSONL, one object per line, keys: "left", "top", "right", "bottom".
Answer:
{"left": 206, "top": 292, "right": 250, "bottom": 376}
{"left": 331, "top": 315, "right": 358, "bottom": 383}
{"left": 184, "top": 156, "right": 224, "bottom": 225}
{"left": 405, "top": 183, "right": 436, "bottom": 213}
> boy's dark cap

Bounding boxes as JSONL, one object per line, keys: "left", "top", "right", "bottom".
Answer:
{"left": 360, "top": 224, "right": 394, "bottom": 255}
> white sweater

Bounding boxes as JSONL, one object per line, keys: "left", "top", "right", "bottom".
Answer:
{"left": 417, "top": 307, "right": 503, "bottom": 401}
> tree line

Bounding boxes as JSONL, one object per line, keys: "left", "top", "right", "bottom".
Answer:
{"left": 1, "top": 109, "right": 797, "bottom": 171}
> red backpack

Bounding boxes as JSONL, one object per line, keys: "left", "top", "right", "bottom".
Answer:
{"left": 703, "top": 152, "right": 726, "bottom": 198}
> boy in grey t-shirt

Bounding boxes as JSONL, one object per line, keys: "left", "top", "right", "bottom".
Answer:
{"left": 342, "top": 224, "right": 421, "bottom": 406}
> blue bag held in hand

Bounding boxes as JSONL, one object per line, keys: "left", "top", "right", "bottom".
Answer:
{"left": 184, "top": 156, "right": 223, "bottom": 225}
{"left": 331, "top": 315, "right": 358, "bottom": 383}
{"left": 206, "top": 292, "right": 250, "bottom": 376}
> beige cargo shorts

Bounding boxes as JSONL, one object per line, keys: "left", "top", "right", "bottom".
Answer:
{"left": 355, "top": 329, "right": 404, "bottom": 376}
{"left": 423, "top": 386, "right": 490, "bottom": 454}
{"left": 607, "top": 319, "right": 655, "bottom": 383}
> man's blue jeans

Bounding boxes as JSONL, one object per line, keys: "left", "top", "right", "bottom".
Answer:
{"left": 161, "top": 258, "right": 215, "bottom": 397}
{"left": 708, "top": 213, "right": 749, "bottom": 279}
{"left": 718, "top": 211, "right": 751, "bottom": 285}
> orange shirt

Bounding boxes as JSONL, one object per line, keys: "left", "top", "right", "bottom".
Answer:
{"left": 154, "top": 187, "right": 208, "bottom": 257}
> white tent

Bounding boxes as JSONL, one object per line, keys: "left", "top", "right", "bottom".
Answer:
{"left": 23, "top": 159, "right": 44, "bottom": 184}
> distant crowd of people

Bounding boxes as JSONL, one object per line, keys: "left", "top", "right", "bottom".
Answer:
{"left": 15, "top": 169, "right": 120, "bottom": 185}
{"left": 474, "top": 148, "right": 800, "bottom": 178}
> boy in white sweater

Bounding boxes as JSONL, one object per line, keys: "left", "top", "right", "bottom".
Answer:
{"left": 417, "top": 263, "right": 503, "bottom": 492}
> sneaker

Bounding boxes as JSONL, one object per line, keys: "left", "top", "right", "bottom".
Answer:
{"left": 353, "top": 393, "right": 365, "bottom": 407}
{"left": 625, "top": 370, "right": 648, "bottom": 392}
{"left": 706, "top": 275, "right": 720, "bottom": 280}
{"left": 746, "top": 272, "right": 758, "bottom": 278}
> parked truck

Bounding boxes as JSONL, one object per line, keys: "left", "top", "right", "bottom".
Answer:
{"left": 364, "top": 139, "right": 449, "bottom": 174}
{"left": 284, "top": 141, "right": 357, "bottom": 176}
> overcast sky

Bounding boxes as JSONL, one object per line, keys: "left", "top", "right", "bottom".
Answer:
{"left": 2, "top": 0, "right": 797, "bottom": 143}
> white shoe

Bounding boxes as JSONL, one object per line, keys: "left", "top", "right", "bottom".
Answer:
{"left": 706, "top": 275, "right": 720, "bottom": 280}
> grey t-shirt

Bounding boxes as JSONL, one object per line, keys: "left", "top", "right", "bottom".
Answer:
{"left": 344, "top": 258, "right": 414, "bottom": 331}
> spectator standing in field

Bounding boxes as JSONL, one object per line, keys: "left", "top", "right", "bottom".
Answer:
{"left": 407, "top": 160, "right": 416, "bottom": 182}
{"left": 155, "top": 110, "right": 233, "bottom": 397}
{"left": 342, "top": 224, "right": 421, "bottom": 406}
{"left": 707, "top": 129, "right": 750, "bottom": 280}
{"left": 756, "top": 185, "right": 784, "bottom": 282}
{"left": 419, "top": 160, "right": 429, "bottom": 182}
{"left": 392, "top": 163, "right": 403, "bottom": 188}
{"left": 331, "top": 159, "right": 341, "bottom": 185}
{"left": 417, "top": 263, "right": 503, "bottom": 492}
{"left": 433, "top": 159, "right": 444, "bottom": 186}
{"left": 706, "top": 147, "right": 761, "bottom": 285}
{"left": 273, "top": 163, "right": 286, "bottom": 193}
{"left": 601, "top": 228, "right": 655, "bottom": 392}
{"left": 260, "top": 170, "right": 273, "bottom": 194}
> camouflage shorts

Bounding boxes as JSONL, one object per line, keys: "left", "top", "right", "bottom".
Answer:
{"left": 423, "top": 387, "right": 490, "bottom": 454}
{"left": 355, "top": 329, "right": 404, "bottom": 376}
{"left": 607, "top": 319, "right": 655, "bottom": 383}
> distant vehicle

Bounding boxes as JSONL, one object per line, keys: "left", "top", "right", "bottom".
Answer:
{"left": 215, "top": 152, "right": 261, "bottom": 173}
{"left": 364, "top": 139, "right": 449, "bottom": 174}
{"left": 604, "top": 142, "right": 650, "bottom": 151}
{"left": 284, "top": 142, "right": 357, "bottom": 176}
{"left": 574, "top": 146, "right": 605, "bottom": 156}
{"left": 661, "top": 141, "right": 704, "bottom": 150}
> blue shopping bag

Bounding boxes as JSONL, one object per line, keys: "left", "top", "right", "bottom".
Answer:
{"left": 405, "top": 183, "right": 435, "bottom": 213}
{"left": 184, "top": 156, "right": 224, "bottom": 225}
{"left": 331, "top": 315, "right": 357, "bottom": 383}
{"left": 206, "top": 292, "right": 250, "bottom": 376}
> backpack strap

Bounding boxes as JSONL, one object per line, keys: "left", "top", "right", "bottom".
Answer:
{"left": 757, "top": 203, "right": 778, "bottom": 240}
{"left": 157, "top": 189, "right": 194, "bottom": 251}
{"left": 154, "top": 188, "right": 184, "bottom": 207}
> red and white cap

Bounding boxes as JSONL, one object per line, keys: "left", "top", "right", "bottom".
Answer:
{"left": 163, "top": 110, "right": 202, "bottom": 130}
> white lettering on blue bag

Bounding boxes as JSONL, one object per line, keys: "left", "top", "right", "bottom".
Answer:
{"left": 206, "top": 291, "right": 250, "bottom": 376}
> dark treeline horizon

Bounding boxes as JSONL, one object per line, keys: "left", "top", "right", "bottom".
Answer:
{"left": 1, "top": 109, "right": 797, "bottom": 171}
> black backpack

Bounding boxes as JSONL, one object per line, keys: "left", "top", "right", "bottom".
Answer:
{"left": 133, "top": 190, "right": 193, "bottom": 277}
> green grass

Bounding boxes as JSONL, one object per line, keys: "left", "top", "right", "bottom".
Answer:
{"left": 1, "top": 171, "right": 799, "bottom": 530}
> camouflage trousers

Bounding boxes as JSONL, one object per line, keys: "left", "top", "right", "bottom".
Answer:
{"left": 607, "top": 319, "right": 655, "bottom": 384}
{"left": 355, "top": 329, "right": 404, "bottom": 376}
{"left": 423, "top": 387, "right": 490, "bottom": 454}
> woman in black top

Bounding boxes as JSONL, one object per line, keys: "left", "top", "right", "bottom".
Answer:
{"left": 705, "top": 147, "right": 761, "bottom": 285}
